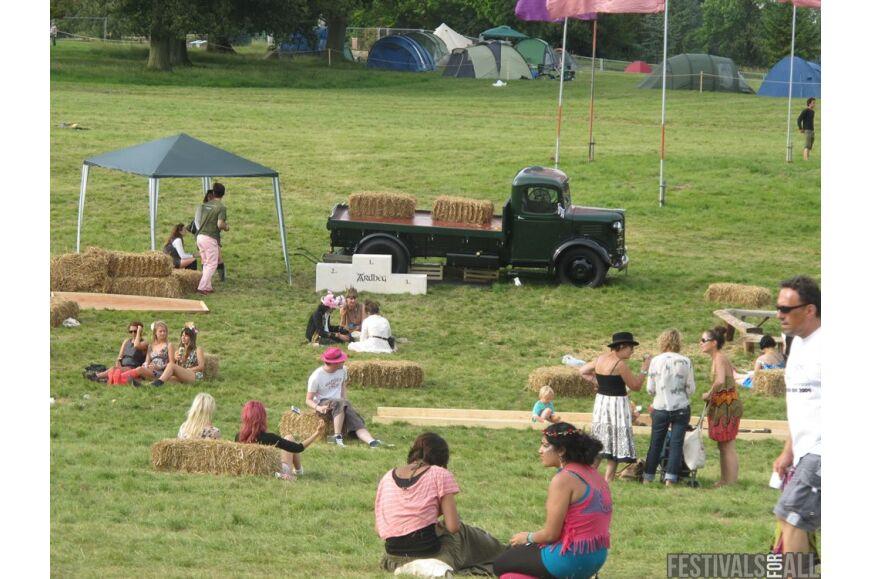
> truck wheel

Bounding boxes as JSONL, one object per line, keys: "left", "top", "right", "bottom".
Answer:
{"left": 557, "top": 248, "right": 606, "bottom": 288}
{"left": 356, "top": 238, "right": 409, "bottom": 273}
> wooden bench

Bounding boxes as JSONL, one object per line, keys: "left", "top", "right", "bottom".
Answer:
{"left": 713, "top": 308, "right": 782, "bottom": 353}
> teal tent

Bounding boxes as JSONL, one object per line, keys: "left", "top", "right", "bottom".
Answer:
{"left": 515, "top": 38, "right": 557, "bottom": 76}
{"left": 77, "top": 133, "right": 292, "bottom": 283}
{"left": 480, "top": 26, "right": 528, "bottom": 41}
{"left": 638, "top": 53, "right": 754, "bottom": 94}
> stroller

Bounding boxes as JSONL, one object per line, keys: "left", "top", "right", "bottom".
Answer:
{"left": 655, "top": 407, "right": 705, "bottom": 487}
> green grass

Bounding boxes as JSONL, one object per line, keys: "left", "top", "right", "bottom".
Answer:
{"left": 51, "top": 41, "right": 819, "bottom": 577}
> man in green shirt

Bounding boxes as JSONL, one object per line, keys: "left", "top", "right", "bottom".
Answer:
{"left": 196, "top": 182, "right": 229, "bottom": 294}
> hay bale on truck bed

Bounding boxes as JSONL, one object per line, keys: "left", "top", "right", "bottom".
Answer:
{"left": 527, "top": 366, "right": 596, "bottom": 397}
{"left": 50, "top": 298, "right": 80, "bottom": 327}
{"left": 348, "top": 191, "right": 417, "bottom": 220}
{"left": 432, "top": 196, "right": 494, "bottom": 226}
{"left": 150, "top": 439, "right": 281, "bottom": 476}
{"left": 754, "top": 369, "right": 785, "bottom": 396}
{"left": 279, "top": 410, "right": 329, "bottom": 442}
{"left": 108, "top": 276, "right": 184, "bottom": 299}
{"left": 346, "top": 360, "right": 424, "bottom": 389}
{"left": 50, "top": 251, "right": 111, "bottom": 293}
{"left": 704, "top": 283, "right": 771, "bottom": 308}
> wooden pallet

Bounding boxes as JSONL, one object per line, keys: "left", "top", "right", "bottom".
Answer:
{"left": 373, "top": 407, "right": 789, "bottom": 441}
{"left": 51, "top": 292, "right": 209, "bottom": 313}
{"left": 410, "top": 263, "right": 444, "bottom": 281}
{"left": 462, "top": 268, "right": 499, "bottom": 284}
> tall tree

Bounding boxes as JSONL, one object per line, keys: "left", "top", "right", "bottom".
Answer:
{"left": 758, "top": 0, "right": 820, "bottom": 65}
{"left": 700, "top": 0, "right": 764, "bottom": 66}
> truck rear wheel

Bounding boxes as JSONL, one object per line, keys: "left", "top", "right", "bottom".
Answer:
{"left": 356, "top": 237, "right": 409, "bottom": 274}
{"left": 557, "top": 248, "right": 606, "bottom": 288}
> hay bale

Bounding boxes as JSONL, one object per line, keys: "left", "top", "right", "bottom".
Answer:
{"left": 754, "top": 369, "right": 785, "bottom": 396}
{"left": 527, "top": 366, "right": 596, "bottom": 397}
{"left": 348, "top": 191, "right": 416, "bottom": 220}
{"left": 704, "top": 283, "right": 771, "bottom": 308}
{"left": 432, "top": 195, "right": 494, "bottom": 226}
{"left": 151, "top": 439, "right": 281, "bottom": 476}
{"left": 50, "top": 297, "right": 80, "bottom": 327}
{"left": 103, "top": 249, "right": 173, "bottom": 278}
{"left": 108, "top": 276, "right": 184, "bottom": 298}
{"left": 279, "top": 410, "right": 328, "bottom": 442}
{"left": 50, "top": 250, "right": 110, "bottom": 293}
{"left": 172, "top": 269, "right": 202, "bottom": 295}
{"left": 203, "top": 354, "right": 220, "bottom": 380}
{"left": 346, "top": 360, "right": 424, "bottom": 389}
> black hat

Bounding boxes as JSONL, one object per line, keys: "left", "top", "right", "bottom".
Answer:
{"left": 608, "top": 332, "right": 639, "bottom": 349}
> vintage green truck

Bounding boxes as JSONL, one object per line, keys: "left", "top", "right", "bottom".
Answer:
{"left": 325, "top": 166, "right": 628, "bottom": 287}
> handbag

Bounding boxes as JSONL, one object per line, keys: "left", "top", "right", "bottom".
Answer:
{"left": 186, "top": 219, "right": 197, "bottom": 235}
{"left": 683, "top": 404, "right": 707, "bottom": 471}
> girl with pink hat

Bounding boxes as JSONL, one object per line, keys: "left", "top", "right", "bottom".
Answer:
{"left": 305, "top": 292, "right": 352, "bottom": 345}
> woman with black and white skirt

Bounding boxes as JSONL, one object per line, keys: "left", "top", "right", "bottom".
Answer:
{"left": 579, "top": 332, "right": 651, "bottom": 482}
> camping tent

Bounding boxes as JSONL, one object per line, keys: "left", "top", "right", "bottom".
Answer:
{"left": 554, "top": 48, "right": 578, "bottom": 81}
{"left": 637, "top": 53, "right": 754, "bottom": 94}
{"left": 624, "top": 60, "right": 652, "bottom": 73}
{"left": 515, "top": 38, "right": 558, "bottom": 76}
{"left": 367, "top": 35, "right": 435, "bottom": 72}
{"left": 399, "top": 31, "right": 449, "bottom": 65}
{"left": 757, "top": 56, "right": 820, "bottom": 98}
{"left": 76, "top": 133, "right": 291, "bottom": 283}
{"left": 442, "top": 43, "right": 533, "bottom": 80}
{"left": 480, "top": 26, "right": 529, "bottom": 41}
{"left": 433, "top": 23, "right": 473, "bottom": 52}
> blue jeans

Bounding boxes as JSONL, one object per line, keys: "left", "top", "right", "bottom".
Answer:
{"left": 644, "top": 406, "right": 691, "bottom": 482}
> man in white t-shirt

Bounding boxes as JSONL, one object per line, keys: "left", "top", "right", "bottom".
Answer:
{"left": 772, "top": 275, "right": 821, "bottom": 555}
{"left": 306, "top": 347, "right": 385, "bottom": 448}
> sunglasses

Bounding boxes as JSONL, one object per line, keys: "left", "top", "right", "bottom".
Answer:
{"left": 776, "top": 303, "right": 809, "bottom": 314}
{"left": 699, "top": 337, "right": 715, "bottom": 344}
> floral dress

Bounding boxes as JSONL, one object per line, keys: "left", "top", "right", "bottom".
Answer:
{"left": 707, "top": 367, "right": 743, "bottom": 442}
{"left": 176, "top": 346, "right": 203, "bottom": 381}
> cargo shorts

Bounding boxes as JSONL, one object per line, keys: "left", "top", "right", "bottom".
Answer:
{"left": 773, "top": 453, "right": 821, "bottom": 532}
{"left": 804, "top": 130, "right": 815, "bottom": 150}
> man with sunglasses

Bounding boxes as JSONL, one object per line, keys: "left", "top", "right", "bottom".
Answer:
{"left": 772, "top": 275, "right": 821, "bottom": 556}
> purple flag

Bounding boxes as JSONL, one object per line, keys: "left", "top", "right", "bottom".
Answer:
{"left": 546, "top": 0, "right": 664, "bottom": 17}
{"left": 516, "top": 0, "right": 596, "bottom": 21}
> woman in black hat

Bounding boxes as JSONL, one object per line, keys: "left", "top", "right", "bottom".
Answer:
{"left": 578, "top": 332, "right": 651, "bottom": 482}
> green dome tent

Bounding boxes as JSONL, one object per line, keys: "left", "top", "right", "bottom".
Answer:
{"left": 638, "top": 53, "right": 754, "bottom": 94}
{"left": 442, "top": 42, "right": 532, "bottom": 80}
{"left": 515, "top": 38, "right": 558, "bottom": 77}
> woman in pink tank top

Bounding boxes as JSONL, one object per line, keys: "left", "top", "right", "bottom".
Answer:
{"left": 494, "top": 422, "right": 612, "bottom": 579}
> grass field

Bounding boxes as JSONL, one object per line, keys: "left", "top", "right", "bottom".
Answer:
{"left": 50, "top": 41, "right": 820, "bottom": 577}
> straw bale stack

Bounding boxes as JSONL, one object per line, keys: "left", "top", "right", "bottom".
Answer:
{"left": 50, "top": 250, "right": 111, "bottom": 293}
{"left": 104, "top": 249, "right": 173, "bottom": 278}
{"left": 108, "top": 276, "right": 184, "bottom": 299}
{"left": 279, "top": 410, "right": 329, "bottom": 442}
{"left": 50, "top": 297, "right": 80, "bottom": 327}
{"left": 754, "top": 369, "right": 785, "bottom": 396}
{"left": 172, "top": 269, "right": 202, "bottom": 295}
{"left": 150, "top": 439, "right": 281, "bottom": 476}
{"left": 203, "top": 354, "right": 220, "bottom": 380}
{"left": 349, "top": 191, "right": 417, "bottom": 220}
{"left": 704, "top": 283, "right": 771, "bottom": 308}
{"left": 346, "top": 360, "right": 424, "bottom": 389}
{"left": 527, "top": 366, "right": 596, "bottom": 397}
{"left": 432, "top": 195, "right": 494, "bottom": 226}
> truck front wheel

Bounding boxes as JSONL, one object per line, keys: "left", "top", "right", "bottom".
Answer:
{"left": 356, "top": 237, "right": 410, "bottom": 274}
{"left": 557, "top": 248, "right": 606, "bottom": 288}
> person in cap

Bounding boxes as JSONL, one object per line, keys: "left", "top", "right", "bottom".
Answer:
{"left": 305, "top": 347, "right": 385, "bottom": 448}
{"left": 577, "top": 332, "right": 651, "bottom": 482}
{"left": 305, "top": 292, "right": 351, "bottom": 345}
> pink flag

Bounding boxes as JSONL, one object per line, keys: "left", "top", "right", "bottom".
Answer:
{"left": 779, "top": 0, "right": 821, "bottom": 8}
{"left": 546, "top": 0, "right": 665, "bottom": 17}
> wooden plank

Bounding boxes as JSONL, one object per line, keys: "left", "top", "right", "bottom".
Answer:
{"left": 410, "top": 263, "right": 444, "bottom": 281}
{"left": 51, "top": 291, "right": 209, "bottom": 313}
{"left": 462, "top": 268, "right": 499, "bottom": 283}
{"left": 713, "top": 309, "right": 757, "bottom": 334}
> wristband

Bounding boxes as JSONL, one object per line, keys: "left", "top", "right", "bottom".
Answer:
{"left": 526, "top": 532, "right": 534, "bottom": 544}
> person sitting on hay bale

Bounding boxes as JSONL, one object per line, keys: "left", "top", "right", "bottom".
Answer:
{"left": 163, "top": 224, "right": 198, "bottom": 270}
{"left": 375, "top": 432, "right": 506, "bottom": 577}
{"left": 306, "top": 292, "right": 351, "bottom": 345}
{"left": 178, "top": 392, "right": 221, "bottom": 440}
{"left": 306, "top": 347, "right": 386, "bottom": 448}
{"left": 339, "top": 287, "right": 366, "bottom": 338}
{"left": 348, "top": 300, "right": 394, "bottom": 354}
{"left": 120, "top": 321, "right": 173, "bottom": 388}
{"left": 235, "top": 400, "right": 326, "bottom": 480}
{"left": 152, "top": 323, "right": 205, "bottom": 387}
{"left": 734, "top": 335, "right": 786, "bottom": 389}
{"left": 87, "top": 321, "right": 149, "bottom": 384}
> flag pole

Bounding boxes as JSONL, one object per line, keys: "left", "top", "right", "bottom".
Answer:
{"left": 785, "top": 3, "right": 797, "bottom": 163}
{"left": 658, "top": 0, "right": 670, "bottom": 207}
{"left": 555, "top": 18, "right": 569, "bottom": 169}
{"left": 587, "top": 19, "right": 598, "bottom": 162}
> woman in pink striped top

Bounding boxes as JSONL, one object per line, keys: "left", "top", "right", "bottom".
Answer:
{"left": 374, "top": 432, "right": 505, "bottom": 576}
{"left": 494, "top": 422, "right": 612, "bottom": 579}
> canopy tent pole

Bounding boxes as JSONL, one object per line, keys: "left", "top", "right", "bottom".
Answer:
{"left": 587, "top": 19, "right": 598, "bottom": 162}
{"left": 785, "top": 3, "right": 797, "bottom": 163}
{"left": 76, "top": 164, "right": 90, "bottom": 252}
{"left": 273, "top": 176, "right": 292, "bottom": 284}
{"left": 554, "top": 18, "right": 569, "bottom": 169}
{"left": 658, "top": 0, "right": 670, "bottom": 207}
{"left": 148, "top": 178, "right": 157, "bottom": 250}
{"left": 201, "top": 177, "right": 208, "bottom": 196}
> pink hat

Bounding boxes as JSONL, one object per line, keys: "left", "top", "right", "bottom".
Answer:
{"left": 321, "top": 347, "right": 348, "bottom": 365}
{"left": 321, "top": 292, "right": 345, "bottom": 309}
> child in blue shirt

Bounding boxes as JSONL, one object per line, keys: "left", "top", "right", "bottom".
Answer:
{"left": 531, "top": 386, "right": 561, "bottom": 423}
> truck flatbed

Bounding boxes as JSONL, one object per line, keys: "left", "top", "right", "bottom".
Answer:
{"left": 330, "top": 206, "right": 503, "bottom": 233}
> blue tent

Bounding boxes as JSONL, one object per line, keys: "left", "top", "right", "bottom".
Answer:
{"left": 758, "top": 56, "right": 821, "bottom": 98}
{"left": 367, "top": 35, "right": 434, "bottom": 72}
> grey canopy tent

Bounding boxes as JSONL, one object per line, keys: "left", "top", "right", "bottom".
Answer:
{"left": 76, "top": 133, "right": 292, "bottom": 283}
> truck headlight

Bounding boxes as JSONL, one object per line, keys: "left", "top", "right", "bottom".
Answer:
{"left": 611, "top": 221, "right": 623, "bottom": 231}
